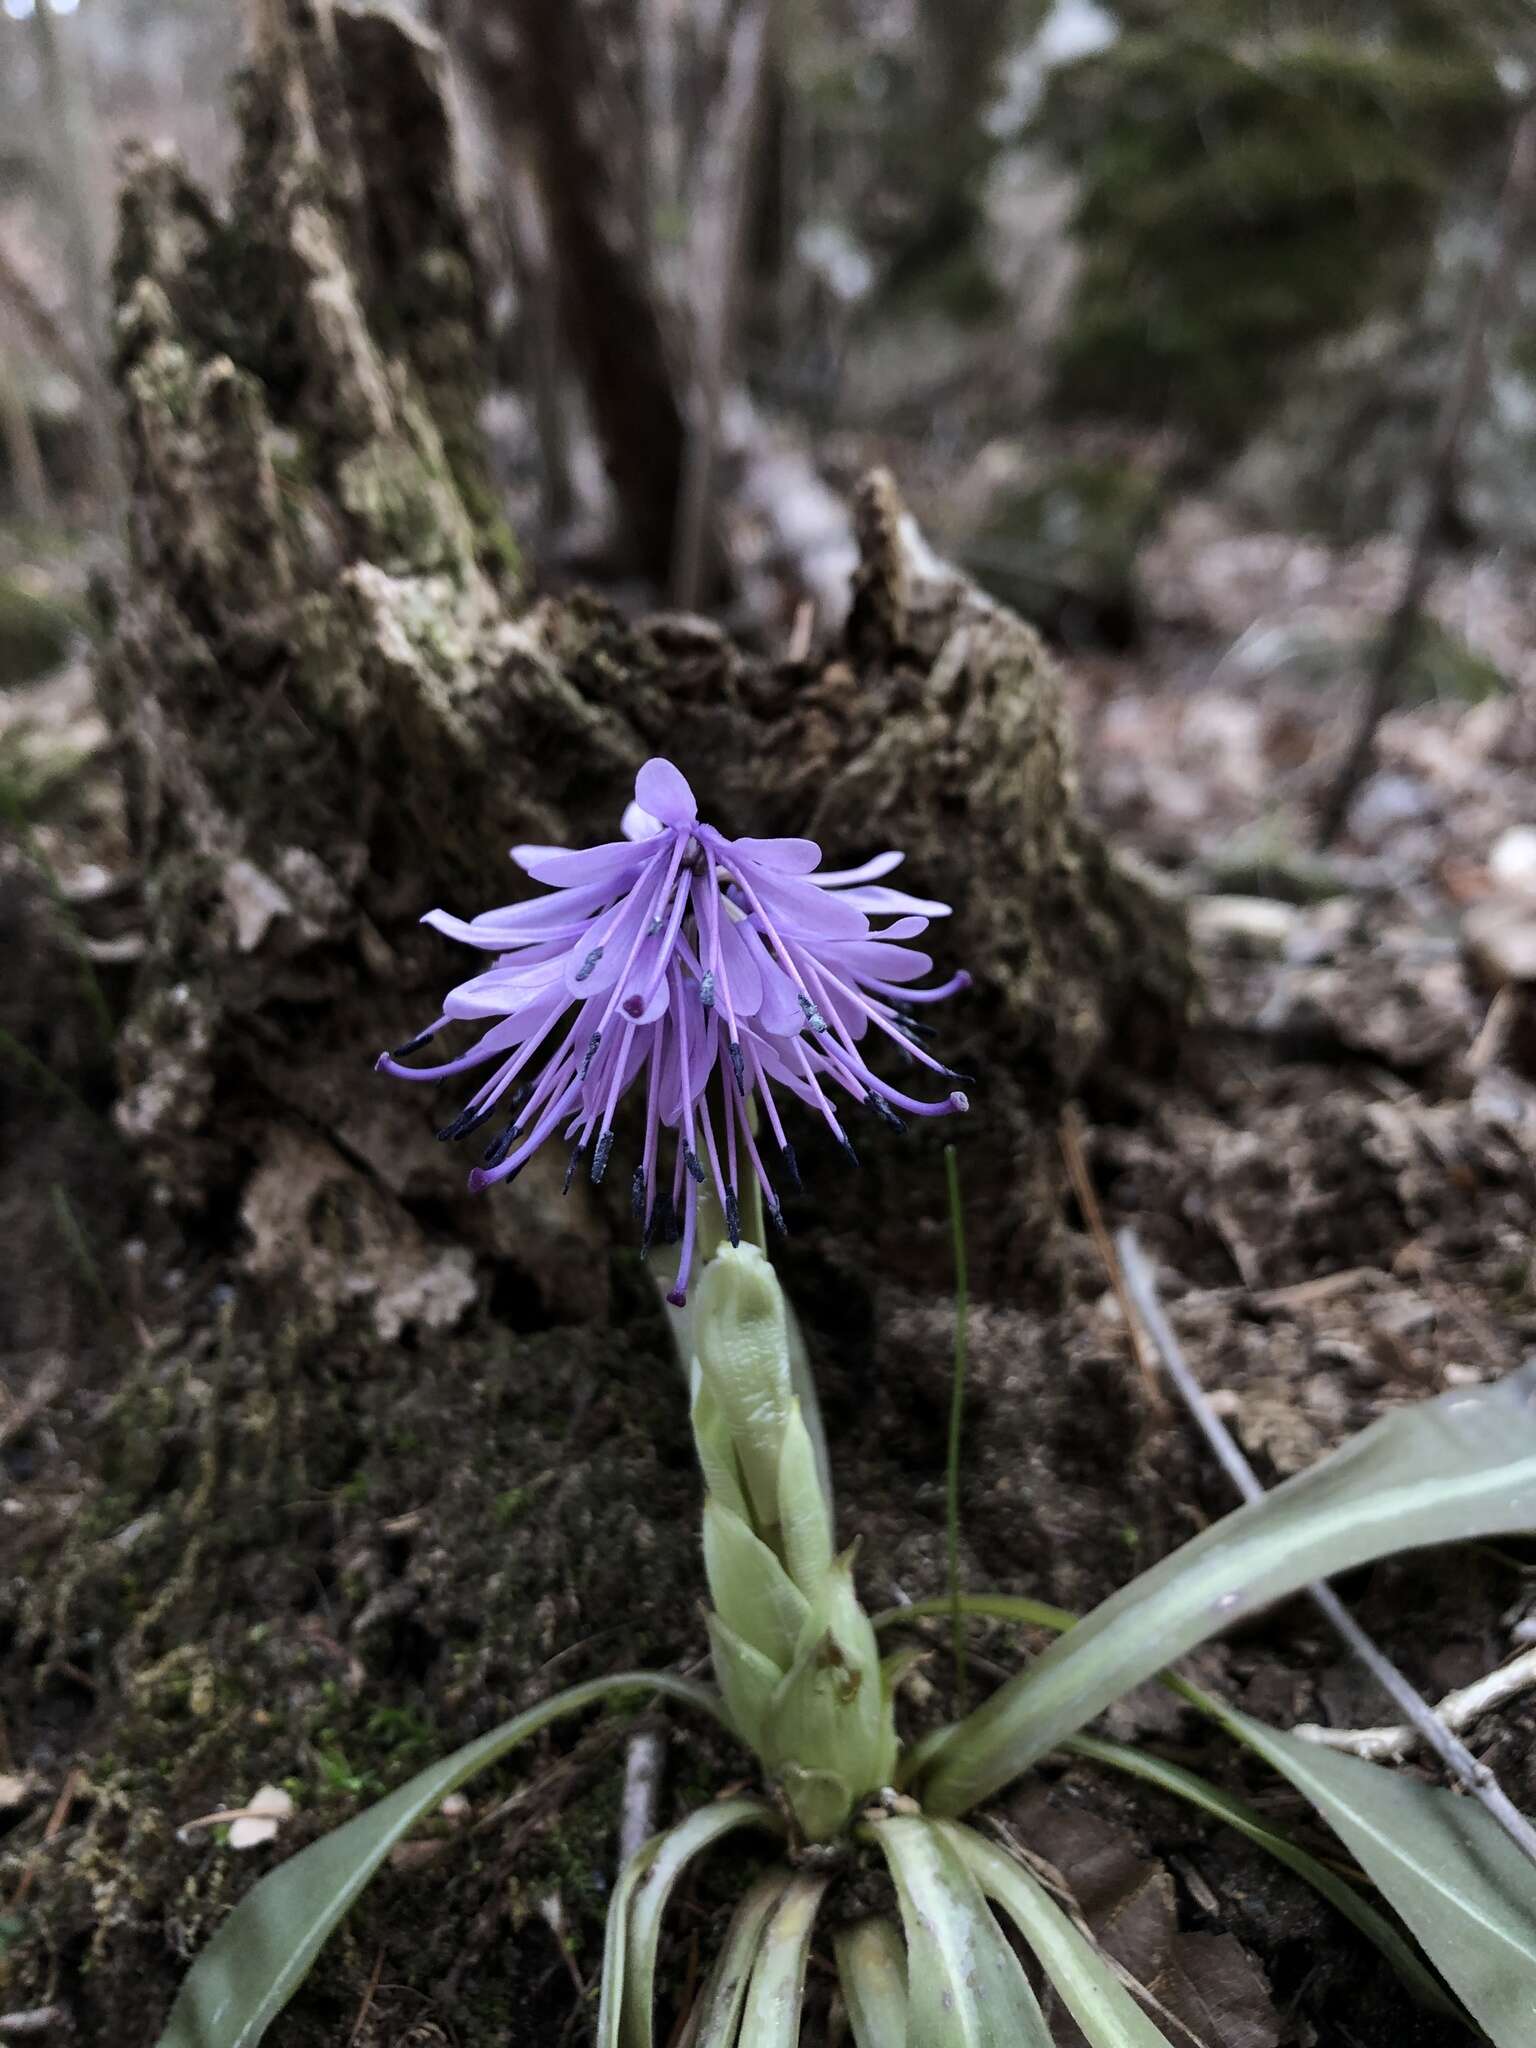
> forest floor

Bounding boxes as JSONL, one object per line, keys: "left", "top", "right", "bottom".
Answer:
{"left": 4, "top": 491, "right": 1536, "bottom": 2047}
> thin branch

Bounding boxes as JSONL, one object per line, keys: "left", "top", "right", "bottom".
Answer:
{"left": 0, "top": 338, "right": 51, "bottom": 523}
{"left": 944, "top": 1143, "right": 971, "bottom": 1713}
{"left": 1317, "top": 93, "right": 1536, "bottom": 846}
{"left": 1295, "top": 1644, "right": 1536, "bottom": 1764}
{"left": 1115, "top": 1227, "right": 1536, "bottom": 1870}
{"left": 0, "top": 236, "right": 96, "bottom": 398}
{"left": 1058, "top": 1106, "right": 1165, "bottom": 1418}
{"left": 670, "top": 0, "right": 776, "bottom": 608}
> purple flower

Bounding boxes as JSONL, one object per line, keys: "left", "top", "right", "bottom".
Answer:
{"left": 378, "top": 759, "right": 970, "bottom": 1303}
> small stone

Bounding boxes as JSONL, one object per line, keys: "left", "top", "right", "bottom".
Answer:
{"left": 1190, "top": 894, "right": 1300, "bottom": 958}
{"left": 221, "top": 857, "right": 294, "bottom": 955}
{"left": 1463, "top": 898, "right": 1536, "bottom": 990}
{"left": 1489, "top": 825, "right": 1536, "bottom": 897}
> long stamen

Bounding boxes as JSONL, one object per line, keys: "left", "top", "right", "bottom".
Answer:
{"left": 590, "top": 1020, "right": 636, "bottom": 1183}
{"left": 862, "top": 968, "right": 973, "bottom": 1005}
{"left": 803, "top": 960, "right": 967, "bottom": 1080}
{"left": 815, "top": 1036, "right": 969, "bottom": 1119}
{"left": 468, "top": 1070, "right": 582, "bottom": 1189}
{"left": 731, "top": 1071, "right": 783, "bottom": 1233}
{"left": 388, "top": 1019, "right": 446, "bottom": 1059}
{"left": 596, "top": 834, "right": 688, "bottom": 1031}
{"left": 622, "top": 836, "right": 693, "bottom": 1019}
{"left": 668, "top": 1154, "right": 701, "bottom": 1306}
{"left": 374, "top": 1019, "right": 520, "bottom": 1083}
{"left": 696, "top": 1089, "right": 738, "bottom": 1249}
{"left": 700, "top": 849, "right": 748, "bottom": 1080}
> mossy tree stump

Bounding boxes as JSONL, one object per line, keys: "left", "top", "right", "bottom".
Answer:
{"left": 3, "top": 4, "right": 1193, "bottom": 2039}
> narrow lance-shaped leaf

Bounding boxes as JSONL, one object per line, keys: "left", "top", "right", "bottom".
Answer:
{"left": 622, "top": 1798, "right": 785, "bottom": 2048}
{"left": 880, "top": 1594, "right": 1466, "bottom": 2021}
{"left": 1063, "top": 1731, "right": 1458, "bottom": 2018}
{"left": 880, "top": 1594, "right": 1465, "bottom": 2020}
{"left": 598, "top": 1835, "right": 665, "bottom": 2048}
{"left": 948, "top": 1823, "right": 1180, "bottom": 2048}
{"left": 919, "top": 1364, "right": 1536, "bottom": 1816}
{"left": 737, "top": 1871, "right": 831, "bottom": 2044}
{"left": 833, "top": 1916, "right": 909, "bottom": 2048}
{"left": 874, "top": 1814, "right": 1054, "bottom": 2048}
{"left": 156, "top": 1672, "right": 728, "bottom": 2048}
{"left": 1215, "top": 1707, "right": 1536, "bottom": 2048}
{"left": 689, "top": 1869, "right": 795, "bottom": 2048}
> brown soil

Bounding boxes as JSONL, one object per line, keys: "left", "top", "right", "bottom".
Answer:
{"left": 6, "top": 619, "right": 1535, "bottom": 2048}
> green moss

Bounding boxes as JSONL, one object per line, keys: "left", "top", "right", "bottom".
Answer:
{"left": 0, "top": 573, "right": 85, "bottom": 686}
{"left": 963, "top": 456, "right": 1162, "bottom": 643}
{"left": 1394, "top": 615, "right": 1508, "bottom": 704}
{"left": 0, "top": 1306, "right": 717, "bottom": 2043}
{"left": 1041, "top": 26, "right": 1502, "bottom": 445}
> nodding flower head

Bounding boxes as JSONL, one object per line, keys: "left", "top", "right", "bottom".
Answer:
{"left": 377, "top": 758, "right": 970, "bottom": 1304}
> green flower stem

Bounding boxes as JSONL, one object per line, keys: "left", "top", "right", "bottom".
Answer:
{"left": 943, "top": 1145, "right": 970, "bottom": 1711}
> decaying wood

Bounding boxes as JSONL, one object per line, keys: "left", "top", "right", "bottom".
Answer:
{"left": 101, "top": 0, "right": 1192, "bottom": 1329}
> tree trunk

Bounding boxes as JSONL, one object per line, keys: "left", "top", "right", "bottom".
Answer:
{"left": 6, "top": 7, "right": 1193, "bottom": 2038}
{"left": 457, "top": 0, "right": 692, "bottom": 585}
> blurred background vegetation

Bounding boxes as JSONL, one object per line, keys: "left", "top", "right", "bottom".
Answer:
{"left": 4, "top": 0, "right": 1536, "bottom": 678}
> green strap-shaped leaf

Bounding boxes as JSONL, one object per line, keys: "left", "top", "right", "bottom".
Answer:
{"left": 1216, "top": 1709, "right": 1536, "bottom": 2048}
{"left": 621, "top": 1797, "right": 785, "bottom": 2048}
{"left": 918, "top": 1364, "right": 1536, "bottom": 1815}
{"left": 879, "top": 1596, "right": 1469, "bottom": 2026}
{"left": 155, "top": 1672, "right": 727, "bottom": 2048}
{"left": 737, "top": 1870, "right": 831, "bottom": 2043}
{"left": 947, "top": 1823, "right": 1176, "bottom": 2047}
{"left": 689, "top": 1868, "right": 795, "bottom": 2048}
{"left": 1063, "top": 1731, "right": 1458, "bottom": 2017}
{"left": 874, "top": 1815, "right": 1054, "bottom": 2047}
{"left": 833, "top": 1916, "right": 909, "bottom": 2048}
{"left": 598, "top": 1835, "right": 666, "bottom": 2048}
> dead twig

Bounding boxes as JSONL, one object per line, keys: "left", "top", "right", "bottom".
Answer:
{"left": 345, "top": 1949, "right": 385, "bottom": 2048}
{"left": 1296, "top": 1644, "right": 1536, "bottom": 1764}
{"left": 1058, "top": 1107, "right": 1165, "bottom": 1419}
{"left": 1317, "top": 94, "right": 1536, "bottom": 845}
{"left": 0, "top": 236, "right": 96, "bottom": 398}
{"left": 9, "top": 1768, "right": 85, "bottom": 1910}
{"left": 1115, "top": 1227, "right": 1536, "bottom": 1871}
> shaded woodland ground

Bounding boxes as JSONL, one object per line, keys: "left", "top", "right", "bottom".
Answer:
{"left": 5, "top": 3, "right": 1536, "bottom": 2043}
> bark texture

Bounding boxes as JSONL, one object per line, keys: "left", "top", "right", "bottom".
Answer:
{"left": 104, "top": 0, "right": 1190, "bottom": 1322}
{"left": 4, "top": 7, "right": 1194, "bottom": 2039}
{"left": 461, "top": 0, "right": 690, "bottom": 583}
